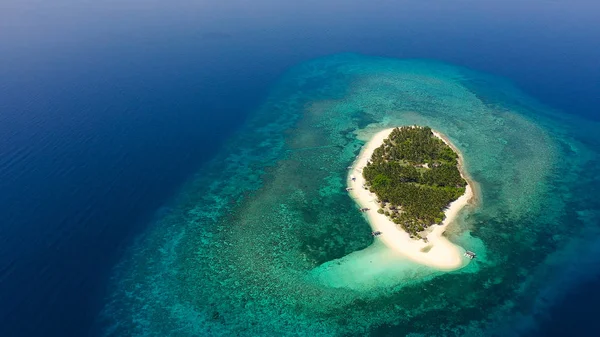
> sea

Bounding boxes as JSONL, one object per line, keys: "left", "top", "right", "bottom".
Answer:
{"left": 1, "top": 1, "right": 599, "bottom": 336}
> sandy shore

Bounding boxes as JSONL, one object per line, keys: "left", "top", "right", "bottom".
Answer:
{"left": 348, "top": 128, "right": 473, "bottom": 270}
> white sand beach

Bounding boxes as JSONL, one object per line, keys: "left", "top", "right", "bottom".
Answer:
{"left": 348, "top": 128, "right": 473, "bottom": 270}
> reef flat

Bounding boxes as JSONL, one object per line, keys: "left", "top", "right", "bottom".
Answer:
{"left": 97, "top": 54, "right": 600, "bottom": 336}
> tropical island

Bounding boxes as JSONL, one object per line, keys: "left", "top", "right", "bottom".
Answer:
{"left": 348, "top": 126, "right": 473, "bottom": 270}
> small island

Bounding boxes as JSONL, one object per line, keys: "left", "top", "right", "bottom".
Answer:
{"left": 363, "top": 126, "right": 467, "bottom": 238}
{"left": 348, "top": 126, "right": 473, "bottom": 270}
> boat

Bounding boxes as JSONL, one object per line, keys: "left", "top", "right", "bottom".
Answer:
{"left": 372, "top": 231, "right": 382, "bottom": 236}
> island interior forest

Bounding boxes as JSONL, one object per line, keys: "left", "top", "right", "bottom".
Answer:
{"left": 362, "top": 126, "right": 467, "bottom": 237}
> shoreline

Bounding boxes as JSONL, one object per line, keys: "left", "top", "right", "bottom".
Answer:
{"left": 348, "top": 128, "right": 473, "bottom": 270}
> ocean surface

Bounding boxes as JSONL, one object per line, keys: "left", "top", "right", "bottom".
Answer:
{"left": 1, "top": 1, "right": 599, "bottom": 336}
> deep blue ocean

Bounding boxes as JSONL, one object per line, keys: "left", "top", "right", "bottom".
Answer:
{"left": 1, "top": 1, "right": 599, "bottom": 336}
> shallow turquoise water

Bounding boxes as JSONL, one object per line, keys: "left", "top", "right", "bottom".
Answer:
{"left": 97, "top": 54, "right": 600, "bottom": 336}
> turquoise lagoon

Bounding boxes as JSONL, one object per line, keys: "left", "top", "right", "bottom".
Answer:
{"left": 98, "top": 54, "right": 600, "bottom": 336}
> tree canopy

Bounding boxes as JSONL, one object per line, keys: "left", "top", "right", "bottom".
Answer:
{"left": 363, "top": 126, "right": 467, "bottom": 237}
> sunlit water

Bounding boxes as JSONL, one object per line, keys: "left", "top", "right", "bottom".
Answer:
{"left": 96, "top": 54, "right": 600, "bottom": 336}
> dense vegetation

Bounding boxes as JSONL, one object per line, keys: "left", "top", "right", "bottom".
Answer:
{"left": 363, "top": 126, "right": 467, "bottom": 237}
